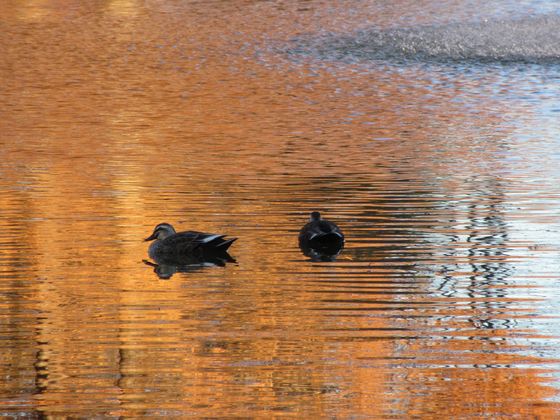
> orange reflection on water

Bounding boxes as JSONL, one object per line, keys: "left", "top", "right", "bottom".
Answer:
{"left": 1, "top": 0, "right": 560, "bottom": 417}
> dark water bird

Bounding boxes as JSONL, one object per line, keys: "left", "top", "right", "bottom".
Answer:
{"left": 145, "top": 222, "right": 237, "bottom": 265}
{"left": 299, "top": 211, "right": 344, "bottom": 260}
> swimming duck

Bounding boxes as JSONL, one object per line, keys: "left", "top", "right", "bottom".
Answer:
{"left": 145, "top": 223, "right": 237, "bottom": 263}
{"left": 298, "top": 211, "right": 344, "bottom": 255}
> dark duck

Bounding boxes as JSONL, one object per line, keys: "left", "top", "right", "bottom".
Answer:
{"left": 145, "top": 223, "right": 237, "bottom": 265}
{"left": 298, "top": 212, "right": 344, "bottom": 259}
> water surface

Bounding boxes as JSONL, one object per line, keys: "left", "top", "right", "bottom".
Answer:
{"left": 1, "top": 0, "right": 560, "bottom": 417}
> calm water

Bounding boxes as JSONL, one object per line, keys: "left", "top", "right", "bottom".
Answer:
{"left": 2, "top": 0, "right": 560, "bottom": 417}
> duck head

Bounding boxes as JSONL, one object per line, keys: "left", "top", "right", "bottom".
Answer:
{"left": 310, "top": 211, "right": 321, "bottom": 222}
{"left": 145, "top": 223, "right": 176, "bottom": 241}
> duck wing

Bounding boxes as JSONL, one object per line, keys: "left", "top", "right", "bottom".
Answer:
{"left": 300, "top": 221, "right": 344, "bottom": 241}
{"left": 163, "top": 231, "right": 236, "bottom": 253}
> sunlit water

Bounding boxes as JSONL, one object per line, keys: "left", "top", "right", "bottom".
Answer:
{"left": 1, "top": 0, "right": 560, "bottom": 417}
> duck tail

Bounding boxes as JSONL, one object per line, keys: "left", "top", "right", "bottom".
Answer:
{"left": 215, "top": 237, "right": 237, "bottom": 251}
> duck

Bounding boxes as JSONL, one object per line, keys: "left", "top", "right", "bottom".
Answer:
{"left": 145, "top": 223, "right": 237, "bottom": 263}
{"left": 298, "top": 211, "right": 344, "bottom": 255}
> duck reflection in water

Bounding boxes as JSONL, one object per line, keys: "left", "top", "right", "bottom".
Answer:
{"left": 144, "top": 223, "right": 237, "bottom": 279}
{"left": 143, "top": 254, "right": 236, "bottom": 279}
{"left": 299, "top": 212, "right": 344, "bottom": 261}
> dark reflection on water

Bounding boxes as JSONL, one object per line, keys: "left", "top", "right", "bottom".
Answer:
{"left": 143, "top": 253, "right": 236, "bottom": 279}
{"left": 299, "top": 243, "right": 343, "bottom": 262}
{"left": 2, "top": 0, "right": 560, "bottom": 418}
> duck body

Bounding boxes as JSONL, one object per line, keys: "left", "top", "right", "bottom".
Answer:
{"left": 299, "top": 212, "right": 344, "bottom": 256}
{"left": 146, "top": 223, "right": 237, "bottom": 264}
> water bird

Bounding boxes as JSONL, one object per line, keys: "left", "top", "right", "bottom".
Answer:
{"left": 145, "top": 223, "right": 237, "bottom": 264}
{"left": 299, "top": 211, "right": 344, "bottom": 259}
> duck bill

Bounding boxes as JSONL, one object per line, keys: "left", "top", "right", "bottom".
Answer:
{"left": 144, "top": 232, "right": 157, "bottom": 241}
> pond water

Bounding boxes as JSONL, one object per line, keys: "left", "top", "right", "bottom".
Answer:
{"left": 1, "top": 0, "right": 560, "bottom": 417}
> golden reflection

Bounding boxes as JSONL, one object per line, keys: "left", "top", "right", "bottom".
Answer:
{"left": 104, "top": 0, "right": 141, "bottom": 18}
{"left": 1, "top": 0, "right": 559, "bottom": 417}
{"left": 13, "top": 0, "right": 50, "bottom": 22}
